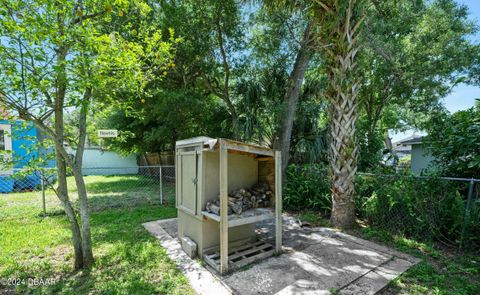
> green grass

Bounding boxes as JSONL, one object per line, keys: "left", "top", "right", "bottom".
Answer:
{"left": 297, "top": 211, "right": 331, "bottom": 227}
{"left": 356, "top": 227, "right": 480, "bottom": 295}
{"left": 0, "top": 175, "right": 192, "bottom": 294}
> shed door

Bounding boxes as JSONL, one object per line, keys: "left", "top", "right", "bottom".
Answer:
{"left": 178, "top": 151, "right": 197, "bottom": 214}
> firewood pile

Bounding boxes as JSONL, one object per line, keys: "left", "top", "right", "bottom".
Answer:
{"left": 205, "top": 183, "right": 273, "bottom": 216}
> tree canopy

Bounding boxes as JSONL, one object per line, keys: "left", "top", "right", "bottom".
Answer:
{"left": 426, "top": 104, "right": 480, "bottom": 178}
{"left": 357, "top": 0, "right": 479, "bottom": 170}
{"left": 0, "top": 0, "right": 178, "bottom": 269}
{"left": 87, "top": 0, "right": 479, "bottom": 174}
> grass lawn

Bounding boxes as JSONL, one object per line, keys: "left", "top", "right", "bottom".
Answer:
{"left": 362, "top": 228, "right": 480, "bottom": 295}
{"left": 297, "top": 212, "right": 480, "bottom": 295}
{"left": 0, "top": 175, "right": 192, "bottom": 294}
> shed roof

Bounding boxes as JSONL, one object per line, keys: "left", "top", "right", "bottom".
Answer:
{"left": 176, "top": 137, "right": 275, "bottom": 157}
{"left": 175, "top": 136, "right": 215, "bottom": 147}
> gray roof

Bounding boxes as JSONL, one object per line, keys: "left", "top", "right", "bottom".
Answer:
{"left": 394, "top": 145, "right": 412, "bottom": 153}
{"left": 400, "top": 136, "right": 425, "bottom": 145}
{"left": 393, "top": 135, "right": 424, "bottom": 146}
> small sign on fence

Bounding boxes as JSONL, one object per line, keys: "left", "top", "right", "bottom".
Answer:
{"left": 97, "top": 129, "right": 118, "bottom": 138}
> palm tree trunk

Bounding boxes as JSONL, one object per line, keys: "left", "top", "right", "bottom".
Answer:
{"left": 315, "top": 0, "right": 364, "bottom": 229}
{"left": 328, "top": 92, "right": 358, "bottom": 228}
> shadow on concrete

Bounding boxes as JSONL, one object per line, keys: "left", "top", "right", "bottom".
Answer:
{"left": 152, "top": 216, "right": 420, "bottom": 295}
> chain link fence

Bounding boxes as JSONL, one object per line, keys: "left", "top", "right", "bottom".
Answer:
{"left": 4, "top": 163, "right": 478, "bottom": 250}
{"left": 356, "top": 173, "right": 480, "bottom": 250}
{"left": 0, "top": 165, "right": 176, "bottom": 214}
{"left": 283, "top": 164, "right": 480, "bottom": 251}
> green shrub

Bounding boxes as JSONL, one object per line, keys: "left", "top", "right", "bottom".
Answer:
{"left": 283, "top": 164, "right": 331, "bottom": 213}
{"left": 356, "top": 175, "right": 471, "bottom": 247}
{"left": 284, "top": 164, "right": 479, "bottom": 249}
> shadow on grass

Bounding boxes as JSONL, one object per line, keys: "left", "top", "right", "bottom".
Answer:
{"left": 36, "top": 209, "right": 66, "bottom": 218}
{"left": 89, "top": 205, "right": 177, "bottom": 244}
{"left": 33, "top": 205, "right": 191, "bottom": 295}
{"left": 83, "top": 176, "right": 158, "bottom": 194}
{"left": 81, "top": 193, "right": 162, "bottom": 212}
{"left": 356, "top": 227, "right": 480, "bottom": 295}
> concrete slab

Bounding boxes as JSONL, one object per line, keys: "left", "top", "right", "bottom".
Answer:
{"left": 143, "top": 216, "right": 419, "bottom": 295}
{"left": 143, "top": 220, "right": 232, "bottom": 295}
{"left": 339, "top": 257, "right": 413, "bottom": 295}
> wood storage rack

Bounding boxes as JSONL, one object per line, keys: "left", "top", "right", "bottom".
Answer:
{"left": 175, "top": 137, "right": 282, "bottom": 275}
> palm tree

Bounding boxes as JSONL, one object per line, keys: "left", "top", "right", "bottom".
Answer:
{"left": 313, "top": 0, "right": 365, "bottom": 228}
{"left": 261, "top": 0, "right": 364, "bottom": 228}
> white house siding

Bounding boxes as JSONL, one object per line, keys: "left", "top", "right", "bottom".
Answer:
{"left": 410, "top": 145, "right": 436, "bottom": 174}
{"left": 0, "top": 124, "right": 13, "bottom": 175}
{"left": 81, "top": 148, "right": 138, "bottom": 175}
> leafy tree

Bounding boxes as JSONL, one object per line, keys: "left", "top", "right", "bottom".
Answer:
{"left": 358, "top": 0, "right": 478, "bottom": 170}
{"left": 103, "top": 0, "right": 325, "bottom": 171}
{"left": 235, "top": 67, "right": 287, "bottom": 146}
{"left": 426, "top": 105, "right": 480, "bottom": 178}
{"left": 98, "top": 90, "right": 230, "bottom": 154}
{"left": 0, "top": 0, "right": 175, "bottom": 269}
{"left": 152, "top": 0, "right": 245, "bottom": 139}
{"left": 289, "top": 73, "right": 329, "bottom": 164}
{"left": 257, "top": 1, "right": 316, "bottom": 177}
{"left": 95, "top": 0, "right": 245, "bottom": 154}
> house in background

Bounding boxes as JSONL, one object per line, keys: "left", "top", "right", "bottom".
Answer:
{"left": 383, "top": 135, "right": 420, "bottom": 168}
{"left": 66, "top": 145, "right": 138, "bottom": 175}
{"left": 0, "top": 119, "right": 55, "bottom": 193}
{"left": 392, "top": 135, "right": 423, "bottom": 159}
{"left": 390, "top": 135, "right": 437, "bottom": 174}
{"left": 400, "top": 136, "right": 436, "bottom": 174}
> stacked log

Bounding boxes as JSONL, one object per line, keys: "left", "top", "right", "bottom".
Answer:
{"left": 205, "top": 183, "right": 273, "bottom": 216}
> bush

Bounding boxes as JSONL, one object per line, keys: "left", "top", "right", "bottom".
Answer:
{"left": 283, "top": 164, "right": 331, "bottom": 213}
{"left": 284, "top": 164, "right": 480, "bottom": 249}
{"left": 426, "top": 107, "right": 480, "bottom": 178}
{"left": 356, "top": 175, "right": 477, "bottom": 248}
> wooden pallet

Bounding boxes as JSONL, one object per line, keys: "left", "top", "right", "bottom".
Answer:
{"left": 203, "top": 240, "right": 275, "bottom": 273}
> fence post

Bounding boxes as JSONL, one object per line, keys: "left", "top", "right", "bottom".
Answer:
{"left": 159, "top": 166, "right": 163, "bottom": 205}
{"left": 460, "top": 178, "right": 474, "bottom": 249}
{"left": 41, "top": 177, "right": 46, "bottom": 217}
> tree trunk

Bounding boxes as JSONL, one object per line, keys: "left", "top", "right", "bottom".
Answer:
{"left": 56, "top": 150, "right": 84, "bottom": 270}
{"left": 315, "top": 0, "right": 364, "bottom": 229}
{"left": 72, "top": 166, "right": 94, "bottom": 267}
{"left": 275, "top": 21, "right": 313, "bottom": 180}
{"left": 329, "top": 97, "right": 358, "bottom": 228}
{"left": 54, "top": 72, "right": 83, "bottom": 269}
{"left": 214, "top": 11, "right": 240, "bottom": 140}
{"left": 363, "top": 122, "right": 380, "bottom": 169}
{"left": 384, "top": 132, "right": 392, "bottom": 151}
{"left": 53, "top": 37, "right": 87, "bottom": 268}
{"left": 329, "top": 94, "right": 358, "bottom": 228}
{"left": 72, "top": 89, "right": 94, "bottom": 268}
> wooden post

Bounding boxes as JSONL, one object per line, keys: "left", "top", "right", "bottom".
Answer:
{"left": 275, "top": 150, "right": 282, "bottom": 253}
{"left": 219, "top": 140, "right": 229, "bottom": 274}
{"left": 175, "top": 151, "right": 179, "bottom": 208}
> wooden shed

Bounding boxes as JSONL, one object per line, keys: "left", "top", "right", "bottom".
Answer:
{"left": 175, "top": 137, "right": 282, "bottom": 274}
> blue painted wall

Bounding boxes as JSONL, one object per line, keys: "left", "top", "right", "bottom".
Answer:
{"left": 0, "top": 120, "right": 55, "bottom": 192}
